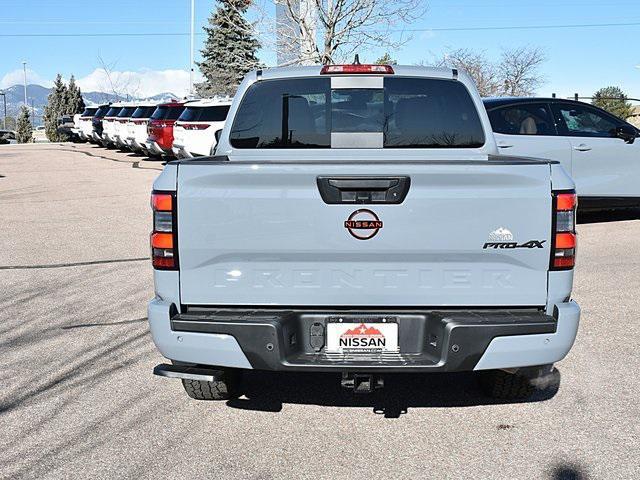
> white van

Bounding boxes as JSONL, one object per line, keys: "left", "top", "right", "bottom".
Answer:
{"left": 172, "top": 99, "right": 232, "bottom": 158}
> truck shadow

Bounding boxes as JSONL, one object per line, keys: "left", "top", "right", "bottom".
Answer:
{"left": 227, "top": 370, "right": 560, "bottom": 418}
{"left": 578, "top": 209, "right": 640, "bottom": 224}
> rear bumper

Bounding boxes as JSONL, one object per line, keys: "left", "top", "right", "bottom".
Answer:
{"left": 148, "top": 301, "right": 580, "bottom": 372}
{"left": 146, "top": 139, "right": 170, "bottom": 156}
{"left": 172, "top": 144, "right": 194, "bottom": 159}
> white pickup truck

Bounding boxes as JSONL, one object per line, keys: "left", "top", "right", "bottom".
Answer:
{"left": 148, "top": 64, "right": 580, "bottom": 400}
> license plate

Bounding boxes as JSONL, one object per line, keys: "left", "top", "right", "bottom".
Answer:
{"left": 325, "top": 321, "right": 398, "bottom": 354}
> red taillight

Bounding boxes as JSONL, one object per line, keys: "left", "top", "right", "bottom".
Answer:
{"left": 551, "top": 191, "right": 577, "bottom": 270}
{"left": 152, "top": 193, "right": 172, "bottom": 211}
{"left": 151, "top": 192, "right": 177, "bottom": 270}
{"left": 320, "top": 64, "right": 394, "bottom": 74}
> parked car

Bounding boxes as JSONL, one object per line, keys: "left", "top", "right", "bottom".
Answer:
{"left": 113, "top": 103, "right": 138, "bottom": 150}
{"left": 145, "top": 101, "right": 188, "bottom": 157}
{"left": 484, "top": 97, "right": 640, "bottom": 211}
{"left": 126, "top": 102, "right": 157, "bottom": 153}
{"left": 101, "top": 104, "right": 124, "bottom": 147}
{"left": 172, "top": 99, "right": 232, "bottom": 158}
{"left": 78, "top": 106, "right": 99, "bottom": 142}
{"left": 149, "top": 64, "right": 580, "bottom": 401}
{"left": 72, "top": 113, "right": 84, "bottom": 140}
{"left": 91, "top": 104, "right": 111, "bottom": 143}
{"left": 57, "top": 115, "right": 77, "bottom": 140}
{"left": 0, "top": 129, "right": 17, "bottom": 145}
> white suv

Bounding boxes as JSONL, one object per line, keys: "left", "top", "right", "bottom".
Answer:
{"left": 113, "top": 103, "right": 138, "bottom": 149}
{"left": 126, "top": 103, "right": 157, "bottom": 153}
{"left": 172, "top": 99, "right": 232, "bottom": 158}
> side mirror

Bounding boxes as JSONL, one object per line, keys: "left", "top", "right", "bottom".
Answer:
{"left": 615, "top": 125, "right": 637, "bottom": 144}
{"left": 214, "top": 129, "right": 222, "bottom": 143}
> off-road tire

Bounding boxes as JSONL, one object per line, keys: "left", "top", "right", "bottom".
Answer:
{"left": 479, "top": 370, "right": 537, "bottom": 399}
{"left": 180, "top": 370, "right": 239, "bottom": 401}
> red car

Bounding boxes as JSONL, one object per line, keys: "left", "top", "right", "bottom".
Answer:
{"left": 145, "top": 101, "right": 190, "bottom": 157}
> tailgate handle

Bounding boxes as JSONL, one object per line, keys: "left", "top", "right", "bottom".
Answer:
{"left": 317, "top": 176, "right": 410, "bottom": 204}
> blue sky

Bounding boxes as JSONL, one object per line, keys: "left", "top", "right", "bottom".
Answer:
{"left": 1, "top": 0, "right": 639, "bottom": 99}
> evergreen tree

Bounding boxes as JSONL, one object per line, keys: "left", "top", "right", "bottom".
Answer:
{"left": 197, "top": 0, "right": 260, "bottom": 97}
{"left": 43, "top": 74, "right": 69, "bottom": 141}
{"left": 375, "top": 53, "right": 397, "bottom": 65}
{"left": 66, "top": 75, "right": 86, "bottom": 114}
{"left": 16, "top": 106, "right": 33, "bottom": 143}
{"left": 592, "top": 86, "right": 633, "bottom": 120}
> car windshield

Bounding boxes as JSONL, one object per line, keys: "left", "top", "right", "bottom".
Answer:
{"left": 81, "top": 108, "right": 98, "bottom": 116}
{"left": 230, "top": 77, "right": 485, "bottom": 149}
{"left": 105, "top": 107, "right": 122, "bottom": 117}
{"left": 179, "top": 105, "right": 230, "bottom": 122}
{"left": 117, "top": 107, "right": 136, "bottom": 118}
{"left": 131, "top": 106, "right": 156, "bottom": 119}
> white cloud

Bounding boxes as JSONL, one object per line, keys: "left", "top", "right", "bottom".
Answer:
{"left": 0, "top": 68, "right": 53, "bottom": 89}
{"left": 76, "top": 68, "right": 203, "bottom": 98}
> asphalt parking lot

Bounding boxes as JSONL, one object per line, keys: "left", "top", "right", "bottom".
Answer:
{"left": 1, "top": 143, "right": 639, "bottom": 479}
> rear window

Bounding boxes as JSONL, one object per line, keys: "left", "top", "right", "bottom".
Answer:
{"left": 229, "top": 77, "right": 485, "bottom": 149}
{"left": 81, "top": 107, "right": 98, "bottom": 117}
{"left": 117, "top": 107, "right": 136, "bottom": 118}
{"left": 150, "top": 105, "right": 184, "bottom": 120}
{"left": 94, "top": 106, "right": 110, "bottom": 117}
{"left": 179, "top": 105, "right": 230, "bottom": 122}
{"left": 105, "top": 107, "right": 122, "bottom": 117}
{"left": 131, "top": 106, "right": 156, "bottom": 119}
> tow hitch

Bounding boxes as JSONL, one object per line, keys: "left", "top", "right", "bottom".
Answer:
{"left": 341, "top": 372, "right": 384, "bottom": 393}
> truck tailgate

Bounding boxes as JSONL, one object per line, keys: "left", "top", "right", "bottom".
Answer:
{"left": 177, "top": 161, "right": 552, "bottom": 307}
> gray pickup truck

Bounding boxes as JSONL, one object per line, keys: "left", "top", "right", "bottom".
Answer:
{"left": 148, "top": 64, "right": 580, "bottom": 400}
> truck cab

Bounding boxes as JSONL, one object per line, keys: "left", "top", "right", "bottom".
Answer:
{"left": 148, "top": 65, "right": 580, "bottom": 400}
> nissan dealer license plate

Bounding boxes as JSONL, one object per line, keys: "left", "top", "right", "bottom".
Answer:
{"left": 325, "top": 321, "right": 399, "bottom": 354}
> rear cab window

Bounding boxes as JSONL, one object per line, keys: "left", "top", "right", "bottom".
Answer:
{"left": 229, "top": 77, "right": 485, "bottom": 149}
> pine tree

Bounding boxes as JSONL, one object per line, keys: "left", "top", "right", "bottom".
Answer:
{"left": 375, "top": 53, "right": 397, "bottom": 65}
{"left": 592, "top": 86, "right": 633, "bottom": 120}
{"left": 66, "top": 75, "right": 86, "bottom": 115}
{"left": 16, "top": 106, "right": 33, "bottom": 143}
{"left": 197, "top": 0, "right": 260, "bottom": 97}
{"left": 43, "top": 74, "right": 69, "bottom": 142}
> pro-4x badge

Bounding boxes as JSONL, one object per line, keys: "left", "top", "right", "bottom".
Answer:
{"left": 344, "top": 209, "right": 383, "bottom": 240}
{"left": 482, "top": 227, "right": 546, "bottom": 249}
{"left": 483, "top": 227, "right": 545, "bottom": 249}
{"left": 483, "top": 240, "right": 546, "bottom": 249}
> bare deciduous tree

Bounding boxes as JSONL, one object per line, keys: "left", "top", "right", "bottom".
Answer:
{"left": 430, "top": 46, "right": 546, "bottom": 97}
{"left": 433, "top": 48, "right": 501, "bottom": 97}
{"left": 97, "top": 55, "right": 140, "bottom": 101}
{"left": 271, "top": 0, "right": 423, "bottom": 65}
{"left": 499, "top": 46, "right": 546, "bottom": 96}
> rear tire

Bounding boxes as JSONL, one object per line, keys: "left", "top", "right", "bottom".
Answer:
{"left": 180, "top": 369, "right": 240, "bottom": 401}
{"left": 479, "top": 365, "right": 554, "bottom": 400}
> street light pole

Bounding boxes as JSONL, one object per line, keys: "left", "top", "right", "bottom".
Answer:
{"left": 189, "top": 0, "right": 195, "bottom": 96}
{"left": 22, "top": 61, "right": 28, "bottom": 106}
{"left": 0, "top": 92, "right": 6, "bottom": 129}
